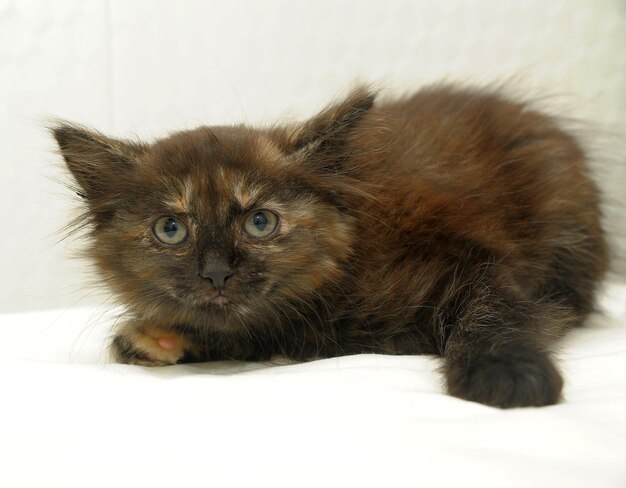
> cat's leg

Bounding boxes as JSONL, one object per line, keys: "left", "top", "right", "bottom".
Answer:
{"left": 111, "top": 319, "right": 202, "bottom": 366}
{"left": 441, "top": 283, "right": 569, "bottom": 408}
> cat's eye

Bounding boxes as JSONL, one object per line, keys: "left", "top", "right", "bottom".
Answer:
{"left": 153, "top": 217, "right": 188, "bottom": 245}
{"left": 243, "top": 210, "right": 279, "bottom": 239}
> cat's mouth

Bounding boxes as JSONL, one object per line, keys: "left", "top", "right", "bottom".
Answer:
{"left": 209, "top": 294, "right": 229, "bottom": 307}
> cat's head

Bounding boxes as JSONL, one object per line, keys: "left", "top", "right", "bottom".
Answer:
{"left": 52, "top": 88, "right": 376, "bottom": 329}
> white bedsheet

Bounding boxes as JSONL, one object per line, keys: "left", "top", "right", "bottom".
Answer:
{"left": 1, "top": 285, "right": 625, "bottom": 488}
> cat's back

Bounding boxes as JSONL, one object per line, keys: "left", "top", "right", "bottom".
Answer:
{"left": 377, "top": 85, "right": 585, "bottom": 191}
{"left": 347, "top": 85, "right": 607, "bottom": 312}
{"left": 359, "top": 85, "right": 602, "bottom": 232}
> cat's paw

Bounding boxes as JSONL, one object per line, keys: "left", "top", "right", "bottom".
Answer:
{"left": 445, "top": 351, "right": 563, "bottom": 408}
{"left": 111, "top": 327, "right": 194, "bottom": 366}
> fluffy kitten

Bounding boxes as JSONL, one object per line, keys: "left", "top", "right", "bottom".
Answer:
{"left": 53, "top": 85, "right": 608, "bottom": 408}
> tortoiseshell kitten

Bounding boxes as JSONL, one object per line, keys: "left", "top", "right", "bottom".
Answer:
{"left": 53, "top": 85, "right": 608, "bottom": 408}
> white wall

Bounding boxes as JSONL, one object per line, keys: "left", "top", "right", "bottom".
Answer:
{"left": 1, "top": 0, "right": 625, "bottom": 313}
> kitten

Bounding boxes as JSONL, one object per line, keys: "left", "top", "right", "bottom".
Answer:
{"left": 52, "top": 85, "right": 608, "bottom": 408}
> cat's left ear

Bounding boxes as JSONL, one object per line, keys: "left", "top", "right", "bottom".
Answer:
{"left": 282, "top": 86, "right": 377, "bottom": 166}
{"left": 51, "top": 122, "right": 146, "bottom": 201}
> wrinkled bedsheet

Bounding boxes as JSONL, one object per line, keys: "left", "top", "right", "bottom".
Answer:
{"left": 1, "top": 284, "right": 625, "bottom": 487}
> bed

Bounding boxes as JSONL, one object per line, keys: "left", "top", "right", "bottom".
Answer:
{"left": 1, "top": 283, "right": 625, "bottom": 487}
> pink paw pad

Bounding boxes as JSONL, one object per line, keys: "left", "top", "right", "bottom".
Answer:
{"left": 156, "top": 336, "right": 179, "bottom": 351}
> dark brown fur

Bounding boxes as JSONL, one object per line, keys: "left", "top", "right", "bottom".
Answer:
{"left": 53, "top": 85, "right": 608, "bottom": 408}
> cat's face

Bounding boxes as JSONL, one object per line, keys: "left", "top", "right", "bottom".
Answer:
{"left": 91, "top": 127, "right": 355, "bottom": 325}
{"left": 53, "top": 88, "right": 375, "bottom": 328}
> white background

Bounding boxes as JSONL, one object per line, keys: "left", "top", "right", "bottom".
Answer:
{"left": 1, "top": 4, "right": 625, "bottom": 488}
{"left": 1, "top": 0, "right": 625, "bottom": 313}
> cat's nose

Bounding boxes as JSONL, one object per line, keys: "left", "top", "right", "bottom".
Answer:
{"left": 201, "top": 258, "right": 234, "bottom": 289}
{"left": 203, "top": 271, "right": 233, "bottom": 289}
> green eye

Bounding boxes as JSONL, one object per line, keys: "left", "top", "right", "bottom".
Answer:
{"left": 153, "top": 217, "right": 188, "bottom": 245}
{"left": 243, "top": 210, "right": 279, "bottom": 239}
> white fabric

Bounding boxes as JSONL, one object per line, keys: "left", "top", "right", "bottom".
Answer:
{"left": 1, "top": 285, "right": 625, "bottom": 488}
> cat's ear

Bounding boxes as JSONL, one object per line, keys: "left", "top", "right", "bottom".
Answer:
{"left": 51, "top": 122, "right": 146, "bottom": 200}
{"left": 284, "top": 86, "right": 377, "bottom": 164}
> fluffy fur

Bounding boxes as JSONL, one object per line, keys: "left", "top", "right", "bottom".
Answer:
{"left": 53, "top": 84, "right": 608, "bottom": 408}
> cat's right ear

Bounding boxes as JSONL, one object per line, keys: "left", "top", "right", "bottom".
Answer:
{"left": 50, "top": 122, "right": 146, "bottom": 200}
{"left": 286, "top": 86, "right": 377, "bottom": 152}
{"left": 274, "top": 87, "right": 377, "bottom": 172}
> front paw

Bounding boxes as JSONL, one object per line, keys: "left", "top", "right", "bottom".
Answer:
{"left": 445, "top": 351, "right": 563, "bottom": 408}
{"left": 111, "top": 326, "right": 195, "bottom": 366}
